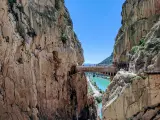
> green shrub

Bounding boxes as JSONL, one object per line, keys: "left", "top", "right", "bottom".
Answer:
{"left": 55, "top": 0, "right": 60, "bottom": 10}
{"left": 93, "top": 82, "right": 96, "bottom": 86}
{"left": 131, "top": 46, "right": 139, "bottom": 54}
{"left": 139, "top": 39, "right": 145, "bottom": 46}
{"left": 93, "top": 74, "right": 95, "bottom": 77}
{"left": 95, "top": 96, "right": 102, "bottom": 103}
{"left": 8, "top": 0, "right": 16, "bottom": 10}
{"left": 8, "top": 0, "right": 16, "bottom": 4}
{"left": 67, "top": 18, "right": 73, "bottom": 27}
{"left": 99, "top": 90, "right": 104, "bottom": 94}
{"left": 88, "top": 86, "right": 94, "bottom": 95}
{"left": 61, "top": 33, "right": 67, "bottom": 44}
{"left": 130, "top": 76, "right": 143, "bottom": 83}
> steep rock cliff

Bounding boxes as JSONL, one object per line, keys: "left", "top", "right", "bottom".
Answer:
{"left": 103, "top": 16, "right": 160, "bottom": 120}
{"left": 103, "top": 0, "right": 160, "bottom": 119}
{"left": 130, "top": 19, "right": 160, "bottom": 73}
{"left": 0, "top": 0, "right": 96, "bottom": 120}
{"left": 114, "top": 0, "right": 160, "bottom": 64}
{"left": 103, "top": 72, "right": 160, "bottom": 120}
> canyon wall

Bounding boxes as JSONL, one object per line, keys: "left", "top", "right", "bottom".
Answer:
{"left": 114, "top": 0, "right": 160, "bottom": 64}
{"left": 0, "top": 0, "right": 96, "bottom": 120}
{"left": 103, "top": 71, "right": 160, "bottom": 120}
{"left": 103, "top": 0, "right": 160, "bottom": 119}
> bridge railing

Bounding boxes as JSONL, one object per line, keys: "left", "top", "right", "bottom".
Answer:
{"left": 76, "top": 65, "right": 118, "bottom": 76}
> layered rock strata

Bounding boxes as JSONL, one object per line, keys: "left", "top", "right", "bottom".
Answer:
{"left": 0, "top": 0, "right": 96, "bottom": 120}
{"left": 130, "top": 19, "right": 160, "bottom": 73}
{"left": 103, "top": 72, "right": 160, "bottom": 120}
{"left": 103, "top": 0, "right": 160, "bottom": 119}
{"left": 114, "top": 0, "right": 160, "bottom": 64}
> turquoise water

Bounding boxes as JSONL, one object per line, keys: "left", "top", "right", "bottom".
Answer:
{"left": 91, "top": 76, "right": 110, "bottom": 119}
{"left": 92, "top": 77, "right": 110, "bottom": 92}
{"left": 98, "top": 103, "right": 102, "bottom": 118}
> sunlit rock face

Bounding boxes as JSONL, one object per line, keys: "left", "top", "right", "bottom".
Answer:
{"left": 103, "top": 73, "right": 160, "bottom": 120}
{"left": 113, "top": 0, "right": 160, "bottom": 64}
{"left": 102, "top": 0, "right": 160, "bottom": 119}
{"left": 129, "top": 19, "right": 160, "bottom": 73}
{"left": 0, "top": 0, "right": 96, "bottom": 120}
{"left": 103, "top": 17, "right": 160, "bottom": 120}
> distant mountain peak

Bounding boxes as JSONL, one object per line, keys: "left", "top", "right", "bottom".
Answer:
{"left": 98, "top": 53, "right": 113, "bottom": 65}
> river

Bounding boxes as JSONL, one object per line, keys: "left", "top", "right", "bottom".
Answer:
{"left": 87, "top": 74, "right": 110, "bottom": 119}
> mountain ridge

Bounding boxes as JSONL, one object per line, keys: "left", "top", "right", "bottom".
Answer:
{"left": 98, "top": 53, "right": 113, "bottom": 66}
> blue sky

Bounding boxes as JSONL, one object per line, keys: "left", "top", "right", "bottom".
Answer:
{"left": 65, "top": 0, "right": 125, "bottom": 64}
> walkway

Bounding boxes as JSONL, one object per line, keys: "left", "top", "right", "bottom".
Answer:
{"left": 76, "top": 65, "right": 117, "bottom": 76}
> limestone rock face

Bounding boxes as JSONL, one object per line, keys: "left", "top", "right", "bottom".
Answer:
{"left": 102, "top": 0, "right": 160, "bottom": 119}
{"left": 114, "top": 0, "right": 160, "bottom": 64}
{"left": 102, "top": 70, "right": 137, "bottom": 107}
{"left": 103, "top": 19, "right": 160, "bottom": 120}
{"left": 102, "top": 73, "right": 160, "bottom": 120}
{"left": 0, "top": 0, "right": 94, "bottom": 120}
{"left": 130, "top": 19, "right": 160, "bottom": 73}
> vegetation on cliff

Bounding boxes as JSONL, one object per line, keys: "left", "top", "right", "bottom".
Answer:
{"left": 102, "top": 0, "right": 160, "bottom": 120}
{"left": 98, "top": 53, "right": 113, "bottom": 65}
{"left": 113, "top": 0, "right": 160, "bottom": 64}
{"left": 0, "top": 0, "right": 96, "bottom": 120}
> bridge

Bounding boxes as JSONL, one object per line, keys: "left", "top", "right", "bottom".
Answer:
{"left": 75, "top": 65, "right": 118, "bottom": 77}
{"left": 72, "top": 63, "right": 160, "bottom": 80}
{"left": 68, "top": 62, "right": 129, "bottom": 78}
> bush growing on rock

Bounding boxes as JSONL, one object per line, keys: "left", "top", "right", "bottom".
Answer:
{"left": 61, "top": 33, "right": 68, "bottom": 44}
{"left": 8, "top": 0, "right": 16, "bottom": 4}
{"left": 131, "top": 46, "right": 139, "bottom": 54}
{"left": 139, "top": 39, "right": 145, "bottom": 46}
{"left": 95, "top": 96, "right": 102, "bottom": 103}
{"left": 55, "top": 0, "right": 60, "bottom": 10}
{"left": 88, "top": 86, "right": 94, "bottom": 95}
{"left": 130, "top": 76, "right": 143, "bottom": 83}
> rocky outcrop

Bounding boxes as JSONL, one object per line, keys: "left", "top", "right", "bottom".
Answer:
{"left": 114, "top": 0, "right": 160, "bottom": 64}
{"left": 130, "top": 19, "right": 160, "bottom": 73}
{"left": 102, "top": 0, "right": 160, "bottom": 119}
{"left": 0, "top": 0, "right": 96, "bottom": 120}
{"left": 129, "top": 103, "right": 160, "bottom": 120}
{"left": 102, "top": 70, "right": 137, "bottom": 107}
{"left": 103, "top": 19, "right": 160, "bottom": 120}
{"left": 103, "top": 72, "right": 160, "bottom": 120}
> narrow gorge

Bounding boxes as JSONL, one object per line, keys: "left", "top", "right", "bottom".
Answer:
{"left": 0, "top": 0, "right": 160, "bottom": 120}
{"left": 103, "top": 0, "right": 160, "bottom": 120}
{"left": 0, "top": 0, "right": 96, "bottom": 120}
